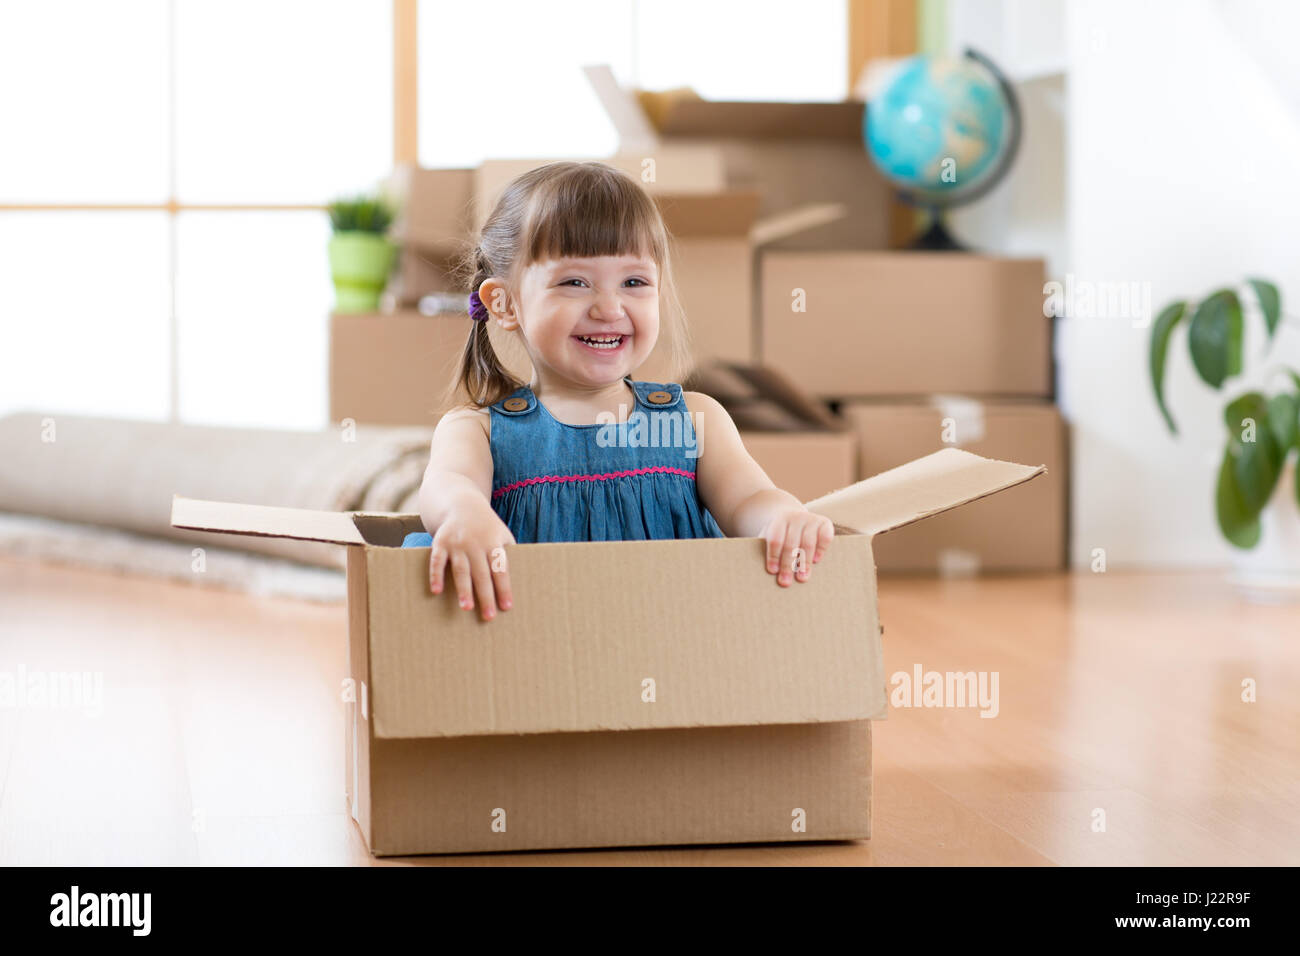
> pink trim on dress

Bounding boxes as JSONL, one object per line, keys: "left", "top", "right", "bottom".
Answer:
{"left": 492, "top": 465, "right": 697, "bottom": 501}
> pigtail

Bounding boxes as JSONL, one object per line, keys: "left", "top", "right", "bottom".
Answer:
{"left": 442, "top": 248, "right": 525, "bottom": 412}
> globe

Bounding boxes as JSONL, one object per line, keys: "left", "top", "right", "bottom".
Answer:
{"left": 864, "top": 49, "right": 1021, "bottom": 248}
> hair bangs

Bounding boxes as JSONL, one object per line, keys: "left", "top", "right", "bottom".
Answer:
{"left": 521, "top": 166, "right": 665, "bottom": 270}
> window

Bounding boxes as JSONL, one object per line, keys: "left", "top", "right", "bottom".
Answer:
{"left": 0, "top": 0, "right": 392, "bottom": 428}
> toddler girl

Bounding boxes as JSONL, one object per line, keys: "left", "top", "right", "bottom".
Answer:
{"left": 403, "top": 161, "right": 834, "bottom": 620}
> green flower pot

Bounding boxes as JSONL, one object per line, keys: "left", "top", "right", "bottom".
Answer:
{"left": 329, "top": 232, "right": 397, "bottom": 314}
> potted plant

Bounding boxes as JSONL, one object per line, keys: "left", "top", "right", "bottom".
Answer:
{"left": 327, "top": 194, "right": 397, "bottom": 314}
{"left": 1150, "top": 278, "right": 1300, "bottom": 599}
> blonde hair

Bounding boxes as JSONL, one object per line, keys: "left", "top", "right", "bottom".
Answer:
{"left": 441, "top": 161, "right": 693, "bottom": 411}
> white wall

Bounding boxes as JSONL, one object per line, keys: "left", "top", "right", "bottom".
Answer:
{"left": 942, "top": 0, "right": 1068, "bottom": 276}
{"left": 1063, "top": 0, "right": 1300, "bottom": 568}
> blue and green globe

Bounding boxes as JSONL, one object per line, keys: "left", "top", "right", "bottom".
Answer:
{"left": 865, "top": 52, "right": 1016, "bottom": 206}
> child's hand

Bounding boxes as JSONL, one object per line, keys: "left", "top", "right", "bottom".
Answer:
{"left": 762, "top": 507, "right": 834, "bottom": 587}
{"left": 427, "top": 500, "right": 517, "bottom": 622}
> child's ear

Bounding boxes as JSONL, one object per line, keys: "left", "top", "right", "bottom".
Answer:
{"left": 479, "top": 279, "right": 519, "bottom": 331}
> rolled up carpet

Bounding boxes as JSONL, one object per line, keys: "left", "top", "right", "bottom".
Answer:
{"left": 0, "top": 412, "right": 434, "bottom": 568}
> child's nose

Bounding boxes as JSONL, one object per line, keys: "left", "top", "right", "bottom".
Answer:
{"left": 591, "top": 290, "right": 627, "bottom": 318}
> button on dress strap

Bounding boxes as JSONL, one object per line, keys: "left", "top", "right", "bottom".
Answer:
{"left": 629, "top": 380, "right": 683, "bottom": 410}
{"left": 491, "top": 386, "right": 536, "bottom": 416}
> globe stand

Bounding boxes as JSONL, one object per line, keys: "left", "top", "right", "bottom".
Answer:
{"left": 910, "top": 212, "right": 965, "bottom": 252}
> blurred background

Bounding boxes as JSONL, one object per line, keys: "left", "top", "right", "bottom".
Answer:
{"left": 2, "top": 0, "right": 1299, "bottom": 579}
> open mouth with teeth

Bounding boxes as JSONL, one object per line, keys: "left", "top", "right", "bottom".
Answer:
{"left": 573, "top": 334, "right": 628, "bottom": 352}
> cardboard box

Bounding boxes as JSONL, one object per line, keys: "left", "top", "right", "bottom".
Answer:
{"left": 635, "top": 191, "right": 766, "bottom": 382}
{"left": 329, "top": 310, "right": 534, "bottom": 427}
{"left": 387, "top": 165, "right": 474, "bottom": 251}
{"left": 843, "top": 399, "right": 1068, "bottom": 574}
{"left": 328, "top": 310, "right": 521, "bottom": 427}
{"left": 388, "top": 248, "right": 460, "bottom": 309}
{"left": 330, "top": 311, "right": 470, "bottom": 427}
{"left": 172, "top": 447, "right": 1045, "bottom": 856}
{"left": 385, "top": 166, "right": 475, "bottom": 306}
{"left": 759, "top": 251, "right": 1053, "bottom": 399}
{"left": 587, "top": 66, "right": 893, "bottom": 251}
{"left": 741, "top": 432, "right": 857, "bottom": 503}
{"left": 471, "top": 146, "right": 729, "bottom": 224}
{"left": 685, "top": 362, "right": 856, "bottom": 502}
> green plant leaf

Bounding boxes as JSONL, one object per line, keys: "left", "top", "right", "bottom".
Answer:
{"left": 1222, "top": 392, "right": 1283, "bottom": 514}
{"left": 1267, "top": 393, "right": 1299, "bottom": 451}
{"left": 1216, "top": 446, "right": 1262, "bottom": 549}
{"left": 327, "top": 194, "right": 394, "bottom": 235}
{"left": 1188, "top": 290, "right": 1243, "bottom": 388}
{"left": 1149, "top": 301, "right": 1187, "bottom": 434}
{"left": 1222, "top": 391, "right": 1266, "bottom": 431}
{"left": 1246, "top": 277, "right": 1281, "bottom": 339}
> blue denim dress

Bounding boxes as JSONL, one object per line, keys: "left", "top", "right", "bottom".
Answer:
{"left": 402, "top": 376, "right": 726, "bottom": 545}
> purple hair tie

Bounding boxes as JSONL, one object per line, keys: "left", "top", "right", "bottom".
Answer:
{"left": 468, "top": 290, "right": 490, "bottom": 322}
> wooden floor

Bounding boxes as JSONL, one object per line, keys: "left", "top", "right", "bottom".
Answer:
{"left": 1, "top": 554, "right": 1296, "bottom": 866}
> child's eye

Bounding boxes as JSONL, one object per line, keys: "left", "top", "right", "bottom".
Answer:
{"left": 625, "top": 278, "right": 649, "bottom": 287}
{"left": 559, "top": 278, "right": 587, "bottom": 287}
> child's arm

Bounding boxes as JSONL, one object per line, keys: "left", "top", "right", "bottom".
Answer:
{"left": 684, "top": 391, "right": 835, "bottom": 586}
{"left": 416, "top": 407, "right": 516, "bottom": 620}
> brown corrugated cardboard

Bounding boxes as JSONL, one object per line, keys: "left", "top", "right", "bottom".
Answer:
{"left": 330, "top": 311, "right": 469, "bottom": 426}
{"left": 760, "top": 251, "right": 1052, "bottom": 398}
{"left": 683, "top": 362, "right": 855, "bottom": 502}
{"left": 385, "top": 166, "right": 475, "bottom": 307}
{"left": 686, "top": 363, "right": 846, "bottom": 432}
{"left": 843, "top": 399, "right": 1068, "bottom": 573}
{"left": 634, "top": 191, "right": 766, "bottom": 382}
{"left": 742, "top": 432, "right": 857, "bottom": 503}
{"left": 172, "top": 446, "right": 1045, "bottom": 855}
{"left": 388, "top": 165, "right": 474, "bottom": 253}
{"left": 388, "top": 247, "right": 461, "bottom": 308}
{"left": 329, "top": 310, "right": 532, "bottom": 427}
{"left": 472, "top": 147, "right": 729, "bottom": 230}
{"left": 586, "top": 65, "right": 892, "bottom": 251}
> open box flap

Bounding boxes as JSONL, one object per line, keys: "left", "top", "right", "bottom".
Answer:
{"left": 803, "top": 448, "right": 1046, "bottom": 537}
{"left": 171, "top": 495, "right": 367, "bottom": 546}
{"left": 584, "top": 63, "right": 865, "bottom": 143}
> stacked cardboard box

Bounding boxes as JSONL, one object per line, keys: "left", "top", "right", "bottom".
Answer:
{"left": 586, "top": 65, "right": 893, "bottom": 252}
{"left": 843, "top": 398, "right": 1067, "bottom": 573}
{"left": 755, "top": 251, "right": 1065, "bottom": 573}
{"left": 758, "top": 252, "right": 1052, "bottom": 398}
{"left": 385, "top": 165, "right": 474, "bottom": 308}
{"left": 684, "top": 362, "right": 855, "bottom": 503}
{"left": 329, "top": 309, "right": 531, "bottom": 427}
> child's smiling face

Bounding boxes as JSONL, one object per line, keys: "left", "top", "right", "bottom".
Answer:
{"left": 492, "top": 254, "right": 659, "bottom": 387}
